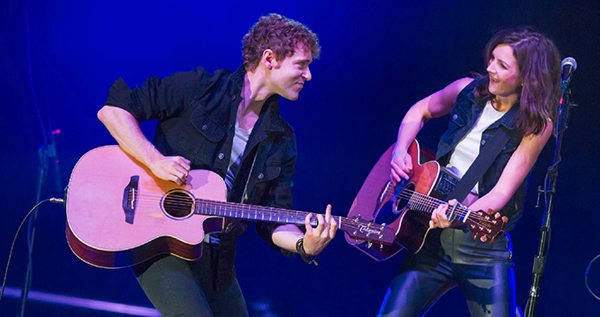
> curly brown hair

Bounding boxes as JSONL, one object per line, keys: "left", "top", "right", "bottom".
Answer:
{"left": 242, "top": 13, "right": 320, "bottom": 72}
{"left": 474, "top": 27, "right": 561, "bottom": 136}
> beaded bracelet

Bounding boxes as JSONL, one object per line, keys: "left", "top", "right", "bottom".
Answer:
{"left": 296, "top": 238, "right": 318, "bottom": 266}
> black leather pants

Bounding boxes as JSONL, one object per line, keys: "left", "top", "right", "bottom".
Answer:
{"left": 377, "top": 237, "right": 516, "bottom": 317}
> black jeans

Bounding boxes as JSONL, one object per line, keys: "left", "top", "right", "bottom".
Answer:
{"left": 377, "top": 241, "right": 516, "bottom": 317}
{"left": 133, "top": 244, "right": 248, "bottom": 317}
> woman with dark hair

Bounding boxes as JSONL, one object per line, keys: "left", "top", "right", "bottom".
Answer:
{"left": 378, "top": 27, "right": 561, "bottom": 316}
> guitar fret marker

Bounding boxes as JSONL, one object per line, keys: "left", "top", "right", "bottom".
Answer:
{"left": 463, "top": 210, "right": 471, "bottom": 223}
{"left": 447, "top": 203, "right": 458, "bottom": 221}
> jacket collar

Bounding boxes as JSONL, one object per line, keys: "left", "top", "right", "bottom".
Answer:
{"left": 467, "top": 78, "right": 519, "bottom": 130}
{"left": 233, "top": 66, "right": 286, "bottom": 135}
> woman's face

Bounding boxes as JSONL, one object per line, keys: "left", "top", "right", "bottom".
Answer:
{"left": 486, "top": 44, "right": 522, "bottom": 99}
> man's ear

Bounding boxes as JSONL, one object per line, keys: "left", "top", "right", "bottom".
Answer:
{"left": 262, "top": 49, "right": 276, "bottom": 70}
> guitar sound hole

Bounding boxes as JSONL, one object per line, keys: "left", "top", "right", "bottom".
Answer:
{"left": 394, "top": 182, "right": 414, "bottom": 212}
{"left": 374, "top": 182, "right": 415, "bottom": 225}
{"left": 162, "top": 190, "right": 194, "bottom": 219}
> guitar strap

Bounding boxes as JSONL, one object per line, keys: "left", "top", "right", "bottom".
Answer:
{"left": 446, "top": 111, "right": 517, "bottom": 202}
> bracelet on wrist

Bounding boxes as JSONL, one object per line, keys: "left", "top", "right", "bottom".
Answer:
{"left": 296, "top": 238, "right": 318, "bottom": 266}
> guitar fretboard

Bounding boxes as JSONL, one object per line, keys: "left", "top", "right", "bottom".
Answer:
{"left": 193, "top": 198, "right": 395, "bottom": 244}
{"left": 195, "top": 199, "right": 315, "bottom": 226}
{"left": 407, "top": 195, "right": 471, "bottom": 223}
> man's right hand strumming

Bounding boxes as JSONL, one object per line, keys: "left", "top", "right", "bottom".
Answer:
{"left": 148, "top": 154, "right": 191, "bottom": 185}
{"left": 98, "top": 105, "right": 191, "bottom": 185}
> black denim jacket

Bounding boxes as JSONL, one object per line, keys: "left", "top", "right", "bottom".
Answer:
{"left": 433, "top": 78, "right": 526, "bottom": 264}
{"left": 105, "top": 66, "right": 297, "bottom": 288}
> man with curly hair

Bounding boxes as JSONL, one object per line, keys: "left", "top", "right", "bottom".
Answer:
{"left": 98, "top": 13, "right": 336, "bottom": 316}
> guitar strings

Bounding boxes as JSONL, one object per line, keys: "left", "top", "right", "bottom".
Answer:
{"left": 399, "top": 191, "right": 495, "bottom": 226}
{"left": 117, "top": 183, "right": 498, "bottom": 234}
{"left": 128, "top": 186, "right": 495, "bottom": 230}
{"left": 379, "top": 183, "right": 497, "bottom": 226}
{"left": 101, "top": 188, "right": 496, "bottom": 241}
{"left": 129, "top": 187, "right": 496, "bottom": 230}
{"left": 120, "top": 193, "right": 387, "bottom": 234}
{"left": 382, "top": 183, "right": 468, "bottom": 217}
{"left": 123, "top": 181, "right": 454, "bottom": 219}
{"left": 381, "top": 185, "right": 498, "bottom": 226}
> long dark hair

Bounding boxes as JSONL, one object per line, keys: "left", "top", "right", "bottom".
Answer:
{"left": 474, "top": 27, "right": 561, "bottom": 136}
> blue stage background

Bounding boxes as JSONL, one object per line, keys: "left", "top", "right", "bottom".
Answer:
{"left": 1, "top": 1, "right": 599, "bottom": 316}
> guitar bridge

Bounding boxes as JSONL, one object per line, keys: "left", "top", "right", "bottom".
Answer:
{"left": 122, "top": 176, "right": 139, "bottom": 224}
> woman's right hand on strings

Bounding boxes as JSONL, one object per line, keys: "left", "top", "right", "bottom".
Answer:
{"left": 390, "top": 145, "right": 412, "bottom": 184}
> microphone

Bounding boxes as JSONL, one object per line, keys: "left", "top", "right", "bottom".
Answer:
{"left": 555, "top": 57, "right": 577, "bottom": 136}
{"left": 561, "top": 57, "right": 577, "bottom": 90}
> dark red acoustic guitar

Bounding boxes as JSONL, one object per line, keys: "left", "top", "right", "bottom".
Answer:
{"left": 345, "top": 140, "right": 508, "bottom": 261}
{"left": 65, "top": 146, "right": 396, "bottom": 268}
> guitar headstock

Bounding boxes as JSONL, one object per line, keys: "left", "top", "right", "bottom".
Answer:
{"left": 343, "top": 216, "right": 397, "bottom": 245}
{"left": 468, "top": 209, "right": 508, "bottom": 243}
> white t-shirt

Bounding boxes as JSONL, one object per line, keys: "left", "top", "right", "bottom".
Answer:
{"left": 208, "top": 121, "right": 252, "bottom": 244}
{"left": 224, "top": 121, "right": 252, "bottom": 190}
{"left": 447, "top": 101, "right": 507, "bottom": 194}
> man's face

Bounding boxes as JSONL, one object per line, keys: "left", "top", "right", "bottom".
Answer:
{"left": 269, "top": 47, "right": 313, "bottom": 100}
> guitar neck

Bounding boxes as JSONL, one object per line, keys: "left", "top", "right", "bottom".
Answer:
{"left": 193, "top": 198, "right": 394, "bottom": 244}
{"left": 407, "top": 195, "right": 471, "bottom": 223}
{"left": 194, "top": 199, "right": 317, "bottom": 226}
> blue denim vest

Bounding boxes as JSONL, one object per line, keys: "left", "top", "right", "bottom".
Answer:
{"left": 434, "top": 78, "right": 525, "bottom": 264}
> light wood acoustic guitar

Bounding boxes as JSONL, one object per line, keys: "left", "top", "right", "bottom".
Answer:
{"left": 66, "top": 146, "right": 396, "bottom": 268}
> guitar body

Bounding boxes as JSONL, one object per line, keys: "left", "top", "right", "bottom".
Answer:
{"left": 346, "top": 141, "right": 449, "bottom": 261}
{"left": 66, "top": 146, "right": 226, "bottom": 269}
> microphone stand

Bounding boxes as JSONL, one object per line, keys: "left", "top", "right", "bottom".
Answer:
{"left": 18, "top": 2, "right": 62, "bottom": 314}
{"left": 524, "top": 85, "right": 574, "bottom": 317}
{"left": 19, "top": 130, "right": 61, "bottom": 317}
